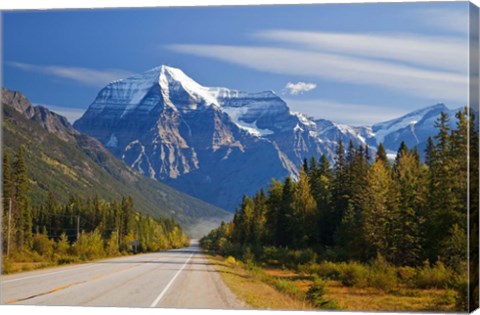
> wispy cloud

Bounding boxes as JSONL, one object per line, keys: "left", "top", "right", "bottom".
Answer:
{"left": 9, "top": 61, "right": 133, "bottom": 87}
{"left": 169, "top": 44, "right": 467, "bottom": 102}
{"left": 256, "top": 30, "right": 467, "bottom": 73}
{"left": 284, "top": 98, "right": 408, "bottom": 126}
{"left": 415, "top": 8, "right": 469, "bottom": 34}
{"left": 285, "top": 82, "right": 316, "bottom": 95}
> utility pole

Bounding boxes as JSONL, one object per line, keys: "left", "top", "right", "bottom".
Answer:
{"left": 7, "top": 198, "right": 12, "bottom": 257}
{"left": 76, "top": 215, "right": 80, "bottom": 240}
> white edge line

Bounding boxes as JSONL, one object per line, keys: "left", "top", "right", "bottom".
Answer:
{"left": 150, "top": 253, "right": 194, "bottom": 307}
{"left": 2, "top": 264, "right": 96, "bottom": 283}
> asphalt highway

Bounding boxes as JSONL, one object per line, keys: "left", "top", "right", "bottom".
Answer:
{"left": 0, "top": 240, "right": 244, "bottom": 309}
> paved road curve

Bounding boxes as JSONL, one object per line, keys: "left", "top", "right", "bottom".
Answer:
{"left": 0, "top": 240, "right": 244, "bottom": 309}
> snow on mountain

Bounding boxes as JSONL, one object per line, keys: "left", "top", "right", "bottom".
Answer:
{"left": 370, "top": 103, "right": 460, "bottom": 155}
{"left": 372, "top": 103, "right": 449, "bottom": 145}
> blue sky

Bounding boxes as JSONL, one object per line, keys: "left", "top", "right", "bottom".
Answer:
{"left": 2, "top": 2, "right": 470, "bottom": 125}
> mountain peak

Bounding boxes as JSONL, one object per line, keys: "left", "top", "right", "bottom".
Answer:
{"left": 158, "top": 65, "right": 220, "bottom": 108}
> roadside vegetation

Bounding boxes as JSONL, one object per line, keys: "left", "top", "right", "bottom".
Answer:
{"left": 1, "top": 147, "right": 189, "bottom": 274}
{"left": 201, "top": 108, "right": 478, "bottom": 312}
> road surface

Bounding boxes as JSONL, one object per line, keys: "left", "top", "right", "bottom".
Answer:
{"left": 0, "top": 240, "right": 244, "bottom": 309}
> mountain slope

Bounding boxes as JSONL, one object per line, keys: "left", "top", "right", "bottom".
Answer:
{"left": 2, "top": 88, "right": 230, "bottom": 237}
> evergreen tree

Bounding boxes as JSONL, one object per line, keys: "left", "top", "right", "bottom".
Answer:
{"left": 395, "top": 141, "right": 409, "bottom": 166}
{"left": 121, "top": 196, "right": 134, "bottom": 237}
{"left": 291, "top": 168, "right": 317, "bottom": 248}
{"left": 425, "top": 137, "right": 436, "bottom": 168}
{"left": 332, "top": 140, "right": 349, "bottom": 231}
{"left": 314, "top": 155, "right": 335, "bottom": 246}
{"left": 278, "top": 177, "right": 295, "bottom": 247}
{"left": 252, "top": 189, "right": 267, "bottom": 253}
{"left": 375, "top": 143, "right": 388, "bottom": 165}
{"left": 425, "top": 111, "right": 457, "bottom": 262}
{"left": 309, "top": 156, "right": 318, "bottom": 178}
{"left": 393, "top": 150, "right": 427, "bottom": 266}
{"left": 362, "top": 159, "right": 397, "bottom": 261}
{"left": 265, "top": 179, "right": 283, "bottom": 246}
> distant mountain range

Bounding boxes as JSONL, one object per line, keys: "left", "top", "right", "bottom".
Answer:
{"left": 2, "top": 88, "right": 230, "bottom": 238}
{"left": 73, "top": 65, "right": 460, "bottom": 212}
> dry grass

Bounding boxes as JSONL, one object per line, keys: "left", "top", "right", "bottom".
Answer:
{"left": 206, "top": 255, "right": 313, "bottom": 310}
{"left": 4, "top": 261, "right": 55, "bottom": 274}
{"left": 205, "top": 253, "right": 457, "bottom": 312}
{"left": 325, "top": 281, "right": 456, "bottom": 312}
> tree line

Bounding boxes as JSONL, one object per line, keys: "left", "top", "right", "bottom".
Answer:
{"left": 201, "top": 108, "right": 476, "bottom": 273}
{"left": 2, "top": 147, "right": 189, "bottom": 263}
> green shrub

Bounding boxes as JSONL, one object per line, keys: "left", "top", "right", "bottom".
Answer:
{"left": 338, "top": 262, "right": 369, "bottom": 288}
{"left": 368, "top": 255, "right": 398, "bottom": 291}
{"left": 72, "top": 230, "right": 105, "bottom": 260}
{"left": 306, "top": 277, "right": 341, "bottom": 309}
{"left": 298, "top": 248, "right": 317, "bottom": 265}
{"left": 243, "top": 246, "right": 255, "bottom": 264}
{"left": 398, "top": 266, "right": 417, "bottom": 286}
{"left": 415, "top": 261, "right": 453, "bottom": 289}
{"left": 56, "top": 233, "right": 70, "bottom": 256}
{"left": 2, "top": 257, "right": 13, "bottom": 274}
{"left": 105, "top": 232, "right": 120, "bottom": 256}
{"left": 224, "top": 256, "right": 237, "bottom": 266}
{"left": 298, "top": 263, "right": 316, "bottom": 275}
{"left": 32, "top": 232, "right": 54, "bottom": 259}
{"left": 262, "top": 246, "right": 279, "bottom": 263}
{"left": 316, "top": 261, "right": 342, "bottom": 280}
{"left": 274, "top": 278, "right": 304, "bottom": 300}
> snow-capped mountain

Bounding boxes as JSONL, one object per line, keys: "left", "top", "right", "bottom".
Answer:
{"left": 74, "top": 66, "right": 328, "bottom": 211}
{"left": 370, "top": 104, "right": 459, "bottom": 156}
{"left": 74, "top": 65, "right": 457, "bottom": 211}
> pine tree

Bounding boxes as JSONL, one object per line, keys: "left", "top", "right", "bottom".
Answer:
{"left": 239, "top": 195, "right": 255, "bottom": 245}
{"left": 425, "top": 111, "right": 458, "bottom": 262}
{"left": 265, "top": 179, "right": 283, "bottom": 246}
{"left": 291, "top": 168, "right": 317, "bottom": 248}
{"left": 252, "top": 189, "right": 267, "bottom": 254}
{"left": 121, "top": 196, "right": 134, "bottom": 237}
{"left": 309, "top": 156, "right": 318, "bottom": 178}
{"left": 333, "top": 139, "right": 349, "bottom": 231}
{"left": 362, "top": 159, "right": 397, "bottom": 261}
{"left": 302, "top": 158, "right": 309, "bottom": 173}
{"left": 395, "top": 141, "right": 409, "bottom": 166}
{"left": 393, "top": 150, "right": 427, "bottom": 266}
{"left": 314, "top": 155, "right": 335, "bottom": 246}
{"left": 337, "top": 145, "right": 370, "bottom": 260}
{"left": 278, "top": 177, "right": 295, "bottom": 247}
{"left": 425, "top": 137, "right": 436, "bottom": 168}
{"left": 375, "top": 143, "right": 388, "bottom": 165}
